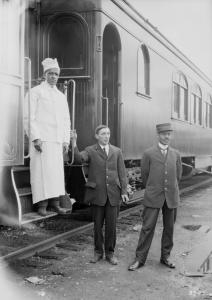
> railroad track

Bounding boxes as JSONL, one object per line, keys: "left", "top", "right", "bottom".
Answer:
{"left": 1, "top": 176, "right": 212, "bottom": 262}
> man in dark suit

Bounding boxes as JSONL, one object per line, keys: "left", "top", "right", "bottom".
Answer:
{"left": 72, "top": 125, "right": 128, "bottom": 265}
{"left": 128, "top": 123, "right": 182, "bottom": 271}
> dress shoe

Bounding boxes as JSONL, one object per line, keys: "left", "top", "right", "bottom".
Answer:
{"left": 128, "top": 260, "right": 144, "bottom": 271}
{"left": 90, "top": 253, "right": 103, "bottom": 263}
{"left": 37, "top": 207, "right": 47, "bottom": 216}
{"left": 106, "top": 256, "right": 118, "bottom": 265}
{"left": 160, "top": 258, "right": 175, "bottom": 269}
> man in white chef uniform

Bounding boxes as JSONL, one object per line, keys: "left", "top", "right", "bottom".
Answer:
{"left": 28, "top": 58, "right": 71, "bottom": 216}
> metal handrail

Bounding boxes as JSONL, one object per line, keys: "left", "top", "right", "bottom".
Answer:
{"left": 101, "top": 96, "right": 109, "bottom": 126}
{"left": 64, "top": 79, "right": 76, "bottom": 165}
{"left": 24, "top": 57, "right": 31, "bottom": 159}
{"left": 182, "top": 162, "right": 212, "bottom": 175}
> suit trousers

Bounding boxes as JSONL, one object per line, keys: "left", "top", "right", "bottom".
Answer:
{"left": 92, "top": 199, "right": 119, "bottom": 257}
{"left": 136, "top": 201, "right": 175, "bottom": 263}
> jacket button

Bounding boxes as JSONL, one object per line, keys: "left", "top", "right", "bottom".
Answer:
{"left": 164, "top": 187, "right": 167, "bottom": 191}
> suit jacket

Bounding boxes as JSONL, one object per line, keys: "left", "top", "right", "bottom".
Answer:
{"left": 141, "top": 144, "right": 182, "bottom": 209}
{"left": 74, "top": 143, "right": 127, "bottom": 206}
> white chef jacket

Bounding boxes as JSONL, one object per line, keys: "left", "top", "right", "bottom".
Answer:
{"left": 25, "top": 81, "right": 71, "bottom": 204}
{"left": 28, "top": 81, "right": 70, "bottom": 143}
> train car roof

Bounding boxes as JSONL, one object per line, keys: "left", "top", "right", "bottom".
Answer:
{"left": 110, "top": 0, "right": 212, "bottom": 86}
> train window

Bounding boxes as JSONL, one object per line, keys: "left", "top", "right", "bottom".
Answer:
{"left": 191, "top": 85, "right": 202, "bottom": 125}
{"left": 172, "top": 72, "right": 188, "bottom": 121}
{"left": 137, "top": 44, "right": 150, "bottom": 96}
{"left": 205, "top": 94, "right": 212, "bottom": 128}
{"left": 47, "top": 16, "right": 88, "bottom": 76}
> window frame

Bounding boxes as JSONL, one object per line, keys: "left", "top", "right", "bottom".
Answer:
{"left": 191, "top": 84, "right": 203, "bottom": 126}
{"left": 172, "top": 72, "right": 189, "bottom": 122}
{"left": 136, "top": 44, "right": 150, "bottom": 99}
{"left": 204, "top": 94, "right": 212, "bottom": 128}
{"left": 45, "top": 13, "right": 89, "bottom": 78}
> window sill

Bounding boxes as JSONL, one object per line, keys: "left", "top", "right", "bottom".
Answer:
{"left": 171, "top": 117, "right": 205, "bottom": 127}
{"left": 190, "top": 123, "right": 204, "bottom": 128}
{"left": 136, "top": 91, "right": 152, "bottom": 100}
{"left": 171, "top": 117, "right": 190, "bottom": 124}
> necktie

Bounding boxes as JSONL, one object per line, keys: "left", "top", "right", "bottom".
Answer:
{"left": 103, "top": 147, "right": 107, "bottom": 156}
{"left": 161, "top": 149, "right": 167, "bottom": 157}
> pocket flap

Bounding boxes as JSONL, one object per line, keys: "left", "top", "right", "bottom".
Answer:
{"left": 85, "top": 181, "right": 96, "bottom": 188}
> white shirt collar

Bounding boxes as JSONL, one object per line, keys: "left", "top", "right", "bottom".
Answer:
{"left": 158, "top": 142, "right": 168, "bottom": 150}
{"left": 99, "top": 144, "right": 109, "bottom": 155}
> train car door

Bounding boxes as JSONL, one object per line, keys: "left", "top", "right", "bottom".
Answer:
{"left": 44, "top": 14, "right": 90, "bottom": 203}
{"left": 45, "top": 14, "right": 91, "bottom": 147}
{"left": 0, "top": 0, "right": 26, "bottom": 224}
{"left": 102, "top": 24, "right": 121, "bottom": 146}
{"left": 0, "top": 0, "right": 25, "bottom": 167}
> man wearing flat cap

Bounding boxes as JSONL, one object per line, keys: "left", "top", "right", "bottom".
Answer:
{"left": 128, "top": 123, "right": 182, "bottom": 271}
{"left": 25, "top": 58, "right": 71, "bottom": 216}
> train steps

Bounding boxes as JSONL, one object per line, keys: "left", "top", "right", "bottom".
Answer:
{"left": 11, "top": 166, "right": 57, "bottom": 225}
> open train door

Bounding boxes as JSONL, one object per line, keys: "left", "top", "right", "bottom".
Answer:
{"left": 45, "top": 14, "right": 90, "bottom": 205}
{"left": 0, "top": 0, "right": 26, "bottom": 224}
{"left": 102, "top": 24, "right": 122, "bottom": 147}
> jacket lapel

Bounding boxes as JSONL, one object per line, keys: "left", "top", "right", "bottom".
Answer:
{"left": 166, "top": 147, "right": 172, "bottom": 161}
{"left": 95, "top": 144, "right": 107, "bottom": 159}
{"left": 107, "top": 144, "right": 114, "bottom": 160}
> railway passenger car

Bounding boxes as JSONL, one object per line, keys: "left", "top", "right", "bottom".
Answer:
{"left": 1, "top": 0, "right": 212, "bottom": 225}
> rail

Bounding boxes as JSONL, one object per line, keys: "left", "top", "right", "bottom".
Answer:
{"left": 182, "top": 162, "right": 212, "bottom": 176}
{"left": 0, "top": 204, "right": 143, "bottom": 261}
{"left": 101, "top": 96, "right": 109, "bottom": 126}
{"left": 64, "top": 79, "right": 76, "bottom": 165}
{"left": 24, "top": 57, "right": 31, "bottom": 159}
{"left": 1, "top": 176, "right": 212, "bottom": 263}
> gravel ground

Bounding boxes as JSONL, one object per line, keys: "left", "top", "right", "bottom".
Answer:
{"left": 1, "top": 184, "right": 212, "bottom": 300}
{"left": 0, "top": 174, "right": 210, "bottom": 257}
{"left": 0, "top": 210, "right": 91, "bottom": 256}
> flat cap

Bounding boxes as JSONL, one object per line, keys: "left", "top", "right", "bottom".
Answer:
{"left": 156, "top": 123, "right": 173, "bottom": 133}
